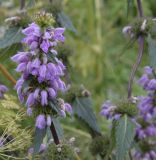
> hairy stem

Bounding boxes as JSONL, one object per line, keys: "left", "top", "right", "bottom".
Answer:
{"left": 0, "top": 64, "right": 16, "bottom": 85}
{"left": 50, "top": 120, "right": 60, "bottom": 145}
{"left": 137, "top": 0, "right": 143, "bottom": 17}
{"left": 127, "top": 0, "right": 144, "bottom": 98}
{"left": 128, "top": 36, "right": 144, "bottom": 98}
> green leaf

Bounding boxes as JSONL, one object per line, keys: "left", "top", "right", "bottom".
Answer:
{"left": 0, "top": 43, "right": 21, "bottom": 61}
{"left": 33, "top": 127, "right": 46, "bottom": 156}
{"left": 49, "top": 101, "right": 62, "bottom": 115}
{"left": 0, "top": 27, "right": 23, "bottom": 49}
{"left": 116, "top": 115, "right": 135, "bottom": 160}
{"left": 73, "top": 97, "right": 100, "bottom": 135}
{"left": 52, "top": 117, "right": 63, "bottom": 139}
{"left": 57, "top": 11, "right": 77, "bottom": 33}
{"left": 147, "top": 34, "right": 156, "bottom": 68}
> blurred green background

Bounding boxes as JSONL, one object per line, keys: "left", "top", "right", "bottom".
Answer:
{"left": 0, "top": 0, "right": 156, "bottom": 159}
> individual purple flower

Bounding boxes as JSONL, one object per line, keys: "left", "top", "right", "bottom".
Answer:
{"left": 138, "top": 74, "right": 149, "bottom": 88}
{"left": 35, "top": 114, "right": 46, "bottom": 129}
{"left": 64, "top": 103, "right": 72, "bottom": 114}
{"left": 47, "top": 63, "right": 57, "bottom": 75}
{"left": 60, "top": 110, "right": 66, "bottom": 117}
{"left": 16, "top": 62, "right": 27, "bottom": 72}
{"left": 32, "top": 58, "right": 41, "bottom": 68}
{"left": 17, "top": 86, "right": 24, "bottom": 103}
{"left": 30, "top": 41, "right": 38, "bottom": 50}
{"left": 34, "top": 88, "right": 40, "bottom": 100}
{"left": 0, "top": 84, "right": 8, "bottom": 99}
{"left": 144, "top": 66, "right": 153, "bottom": 76}
{"left": 28, "top": 143, "right": 47, "bottom": 155}
{"left": 26, "top": 93, "right": 35, "bottom": 107}
{"left": 27, "top": 107, "right": 33, "bottom": 116}
{"left": 53, "top": 28, "right": 65, "bottom": 42}
{"left": 46, "top": 115, "right": 51, "bottom": 126}
{"left": 147, "top": 79, "right": 156, "bottom": 90}
{"left": 11, "top": 51, "right": 30, "bottom": 63}
{"left": 41, "top": 90, "right": 48, "bottom": 106}
{"left": 39, "top": 64, "right": 47, "bottom": 80}
{"left": 100, "top": 101, "right": 117, "bottom": 120}
{"left": 39, "top": 144, "right": 47, "bottom": 152}
{"left": 50, "top": 49, "right": 57, "bottom": 55}
{"left": 22, "top": 22, "right": 41, "bottom": 37}
{"left": 40, "top": 40, "right": 51, "bottom": 53}
{"left": 47, "top": 88, "right": 56, "bottom": 98}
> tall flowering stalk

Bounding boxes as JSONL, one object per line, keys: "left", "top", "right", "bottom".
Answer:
{"left": 133, "top": 66, "right": 156, "bottom": 160}
{"left": 11, "top": 13, "right": 72, "bottom": 145}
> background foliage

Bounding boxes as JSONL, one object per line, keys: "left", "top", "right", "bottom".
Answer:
{"left": 0, "top": 0, "right": 156, "bottom": 159}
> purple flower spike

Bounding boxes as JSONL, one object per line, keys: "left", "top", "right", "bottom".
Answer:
{"left": 41, "top": 90, "right": 48, "bottom": 106}
{"left": 35, "top": 114, "right": 46, "bottom": 129}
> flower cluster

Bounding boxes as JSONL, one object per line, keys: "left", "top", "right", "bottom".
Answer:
{"left": 0, "top": 84, "right": 8, "bottom": 99}
{"left": 100, "top": 101, "right": 121, "bottom": 120}
{"left": 134, "top": 66, "right": 156, "bottom": 159}
{"left": 134, "top": 149, "right": 156, "bottom": 160}
{"left": 11, "top": 22, "right": 72, "bottom": 129}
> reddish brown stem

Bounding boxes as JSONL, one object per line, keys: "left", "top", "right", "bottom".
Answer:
{"left": 127, "top": 0, "right": 144, "bottom": 99}
{"left": 50, "top": 120, "right": 60, "bottom": 145}
{"left": 0, "top": 64, "right": 16, "bottom": 85}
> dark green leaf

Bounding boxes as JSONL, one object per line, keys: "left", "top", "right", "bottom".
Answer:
{"left": 147, "top": 34, "right": 156, "bottom": 68}
{"left": 0, "top": 27, "right": 23, "bottom": 49}
{"left": 73, "top": 97, "right": 100, "bottom": 134}
{"left": 116, "top": 115, "right": 135, "bottom": 160}
{"left": 57, "top": 11, "right": 77, "bottom": 33}
{"left": 33, "top": 127, "right": 46, "bottom": 156}
{"left": 52, "top": 117, "right": 63, "bottom": 139}
{"left": 49, "top": 101, "right": 62, "bottom": 115}
{"left": 0, "top": 43, "right": 21, "bottom": 61}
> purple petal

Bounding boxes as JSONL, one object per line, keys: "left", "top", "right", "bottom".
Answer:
{"left": 41, "top": 90, "right": 48, "bottom": 106}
